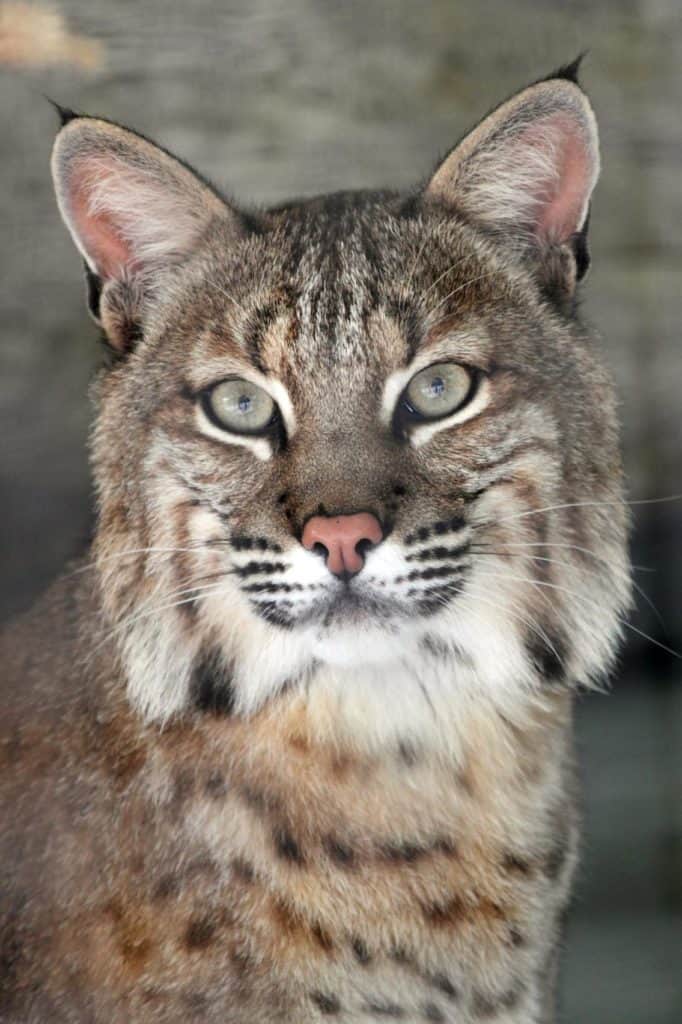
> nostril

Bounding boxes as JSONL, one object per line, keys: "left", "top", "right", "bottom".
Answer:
{"left": 355, "top": 538, "right": 376, "bottom": 559}
{"left": 311, "top": 542, "right": 328, "bottom": 560}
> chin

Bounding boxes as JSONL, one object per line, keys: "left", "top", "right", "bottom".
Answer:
{"left": 312, "top": 618, "right": 419, "bottom": 669}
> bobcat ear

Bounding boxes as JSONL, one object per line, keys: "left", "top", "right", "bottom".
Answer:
{"left": 425, "top": 73, "right": 599, "bottom": 300}
{"left": 51, "top": 116, "right": 241, "bottom": 351}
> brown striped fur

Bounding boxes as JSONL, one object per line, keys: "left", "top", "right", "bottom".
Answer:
{"left": 1, "top": 67, "right": 629, "bottom": 1021}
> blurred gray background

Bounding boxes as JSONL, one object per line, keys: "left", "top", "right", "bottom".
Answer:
{"left": 1, "top": 1, "right": 680, "bottom": 1020}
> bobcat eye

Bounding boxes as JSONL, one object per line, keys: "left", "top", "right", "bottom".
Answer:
{"left": 202, "top": 379, "right": 277, "bottom": 435}
{"left": 402, "top": 363, "right": 475, "bottom": 420}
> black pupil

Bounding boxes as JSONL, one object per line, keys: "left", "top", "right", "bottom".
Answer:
{"left": 428, "top": 376, "right": 445, "bottom": 398}
{"left": 238, "top": 394, "right": 252, "bottom": 414}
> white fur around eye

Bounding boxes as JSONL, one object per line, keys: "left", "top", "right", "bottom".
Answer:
{"left": 194, "top": 404, "right": 273, "bottom": 460}
{"left": 409, "top": 376, "right": 491, "bottom": 446}
{"left": 381, "top": 359, "right": 491, "bottom": 445}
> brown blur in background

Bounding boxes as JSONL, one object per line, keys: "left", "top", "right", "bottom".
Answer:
{"left": 1, "top": 2, "right": 680, "bottom": 1020}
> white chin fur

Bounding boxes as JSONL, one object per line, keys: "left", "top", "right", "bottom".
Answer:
{"left": 312, "top": 623, "right": 420, "bottom": 669}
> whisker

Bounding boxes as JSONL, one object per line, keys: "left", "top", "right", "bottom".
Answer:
{"left": 417, "top": 254, "right": 470, "bottom": 306}
{"left": 485, "top": 494, "right": 682, "bottom": 528}
{"left": 423, "top": 269, "right": 501, "bottom": 323}
{"left": 61, "top": 544, "right": 219, "bottom": 580}
{"left": 471, "top": 539, "right": 653, "bottom": 573}
{"left": 469, "top": 543, "right": 663, "bottom": 629}
{"left": 456, "top": 586, "right": 564, "bottom": 667}
{"left": 472, "top": 569, "right": 681, "bottom": 661}
{"left": 91, "top": 580, "right": 232, "bottom": 657}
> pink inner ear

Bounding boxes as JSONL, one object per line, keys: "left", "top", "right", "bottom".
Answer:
{"left": 524, "top": 114, "right": 593, "bottom": 244}
{"left": 65, "top": 159, "right": 139, "bottom": 280}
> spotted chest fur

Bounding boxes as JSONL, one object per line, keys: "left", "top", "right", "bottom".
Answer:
{"left": 1, "top": 62, "right": 629, "bottom": 1023}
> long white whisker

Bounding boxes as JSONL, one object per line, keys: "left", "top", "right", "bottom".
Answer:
{"left": 470, "top": 544, "right": 662, "bottom": 629}
{"left": 472, "top": 570, "right": 680, "bottom": 661}
{"left": 91, "top": 581, "right": 232, "bottom": 657}
{"left": 62, "top": 544, "right": 221, "bottom": 580}
{"left": 456, "top": 585, "right": 563, "bottom": 666}
{"left": 485, "top": 494, "right": 682, "bottom": 528}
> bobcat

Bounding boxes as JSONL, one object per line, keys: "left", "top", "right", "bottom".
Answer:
{"left": 1, "top": 63, "right": 630, "bottom": 1022}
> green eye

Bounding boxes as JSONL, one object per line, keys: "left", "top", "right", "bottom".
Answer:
{"left": 404, "top": 362, "right": 474, "bottom": 420}
{"left": 203, "top": 379, "right": 276, "bottom": 435}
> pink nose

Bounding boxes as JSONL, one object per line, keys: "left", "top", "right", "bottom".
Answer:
{"left": 301, "top": 512, "right": 384, "bottom": 577}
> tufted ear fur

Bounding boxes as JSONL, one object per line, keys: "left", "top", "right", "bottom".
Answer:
{"left": 426, "top": 68, "right": 600, "bottom": 302}
{"left": 51, "top": 116, "right": 242, "bottom": 351}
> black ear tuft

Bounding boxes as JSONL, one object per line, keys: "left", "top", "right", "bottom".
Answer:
{"left": 545, "top": 53, "right": 588, "bottom": 86}
{"left": 572, "top": 206, "right": 591, "bottom": 282}
{"left": 84, "top": 262, "right": 102, "bottom": 321}
{"left": 44, "top": 96, "right": 81, "bottom": 128}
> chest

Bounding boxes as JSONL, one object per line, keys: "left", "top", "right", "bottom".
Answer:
{"left": 76, "top": 703, "right": 577, "bottom": 1021}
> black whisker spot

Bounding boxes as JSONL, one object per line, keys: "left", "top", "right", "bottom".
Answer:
{"left": 407, "top": 565, "right": 463, "bottom": 582}
{"left": 433, "top": 513, "right": 466, "bottom": 535}
{"left": 242, "top": 581, "right": 301, "bottom": 594}
{"left": 235, "top": 560, "right": 286, "bottom": 577}
{"left": 407, "top": 542, "right": 470, "bottom": 563}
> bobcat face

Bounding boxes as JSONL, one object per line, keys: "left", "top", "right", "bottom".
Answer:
{"left": 51, "top": 69, "right": 630, "bottom": 738}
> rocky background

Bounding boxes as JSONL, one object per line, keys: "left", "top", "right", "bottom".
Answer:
{"left": 1, "top": 1, "right": 680, "bottom": 1020}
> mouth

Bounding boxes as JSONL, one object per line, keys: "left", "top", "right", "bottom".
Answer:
{"left": 246, "top": 572, "right": 467, "bottom": 631}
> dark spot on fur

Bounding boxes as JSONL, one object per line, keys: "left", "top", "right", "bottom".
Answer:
{"left": 431, "top": 974, "right": 459, "bottom": 999}
{"left": 238, "top": 784, "right": 264, "bottom": 811}
{"left": 252, "top": 600, "right": 293, "bottom": 628}
{"left": 435, "top": 837, "right": 459, "bottom": 857}
{"left": 508, "top": 925, "right": 526, "bottom": 948}
{"left": 153, "top": 874, "right": 180, "bottom": 901}
{"left": 230, "top": 947, "right": 255, "bottom": 975}
{"left": 433, "top": 514, "right": 466, "bottom": 534}
{"left": 311, "top": 923, "right": 335, "bottom": 953}
{"left": 472, "top": 985, "right": 523, "bottom": 1018}
{"left": 236, "top": 560, "right": 286, "bottom": 577}
{"left": 525, "top": 630, "right": 566, "bottom": 684}
{"left": 423, "top": 896, "right": 465, "bottom": 927}
{"left": 352, "top": 937, "right": 372, "bottom": 964}
{"left": 231, "top": 858, "right": 255, "bottom": 884}
{"left": 171, "top": 767, "right": 195, "bottom": 807}
{"left": 381, "top": 840, "right": 423, "bottom": 863}
{"left": 502, "top": 852, "right": 532, "bottom": 876}
{"left": 274, "top": 827, "right": 304, "bottom": 864}
{"left": 397, "top": 739, "right": 419, "bottom": 765}
{"left": 312, "top": 991, "right": 341, "bottom": 1014}
{"left": 422, "top": 1005, "right": 446, "bottom": 1023}
{"left": 205, "top": 770, "right": 228, "bottom": 799}
{"left": 325, "top": 837, "right": 355, "bottom": 867}
{"left": 193, "top": 653, "right": 235, "bottom": 716}
{"left": 544, "top": 838, "right": 569, "bottom": 880}
{"left": 184, "top": 916, "right": 216, "bottom": 951}
{"left": 419, "top": 634, "right": 452, "bottom": 660}
{"left": 364, "top": 999, "right": 406, "bottom": 1017}
{"left": 105, "top": 899, "right": 152, "bottom": 972}
{"left": 182, "top": 990, "right": 209, "bottom": 1012}
{"left": 416, "top": 580, "right": 464, "bottom": 615}
{"left": 94, "top": 709, "right": 147, "bottom": 788}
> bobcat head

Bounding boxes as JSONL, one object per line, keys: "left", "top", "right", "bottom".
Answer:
{"left": 51, "top": 65, "right": 630, "bottom": 749}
